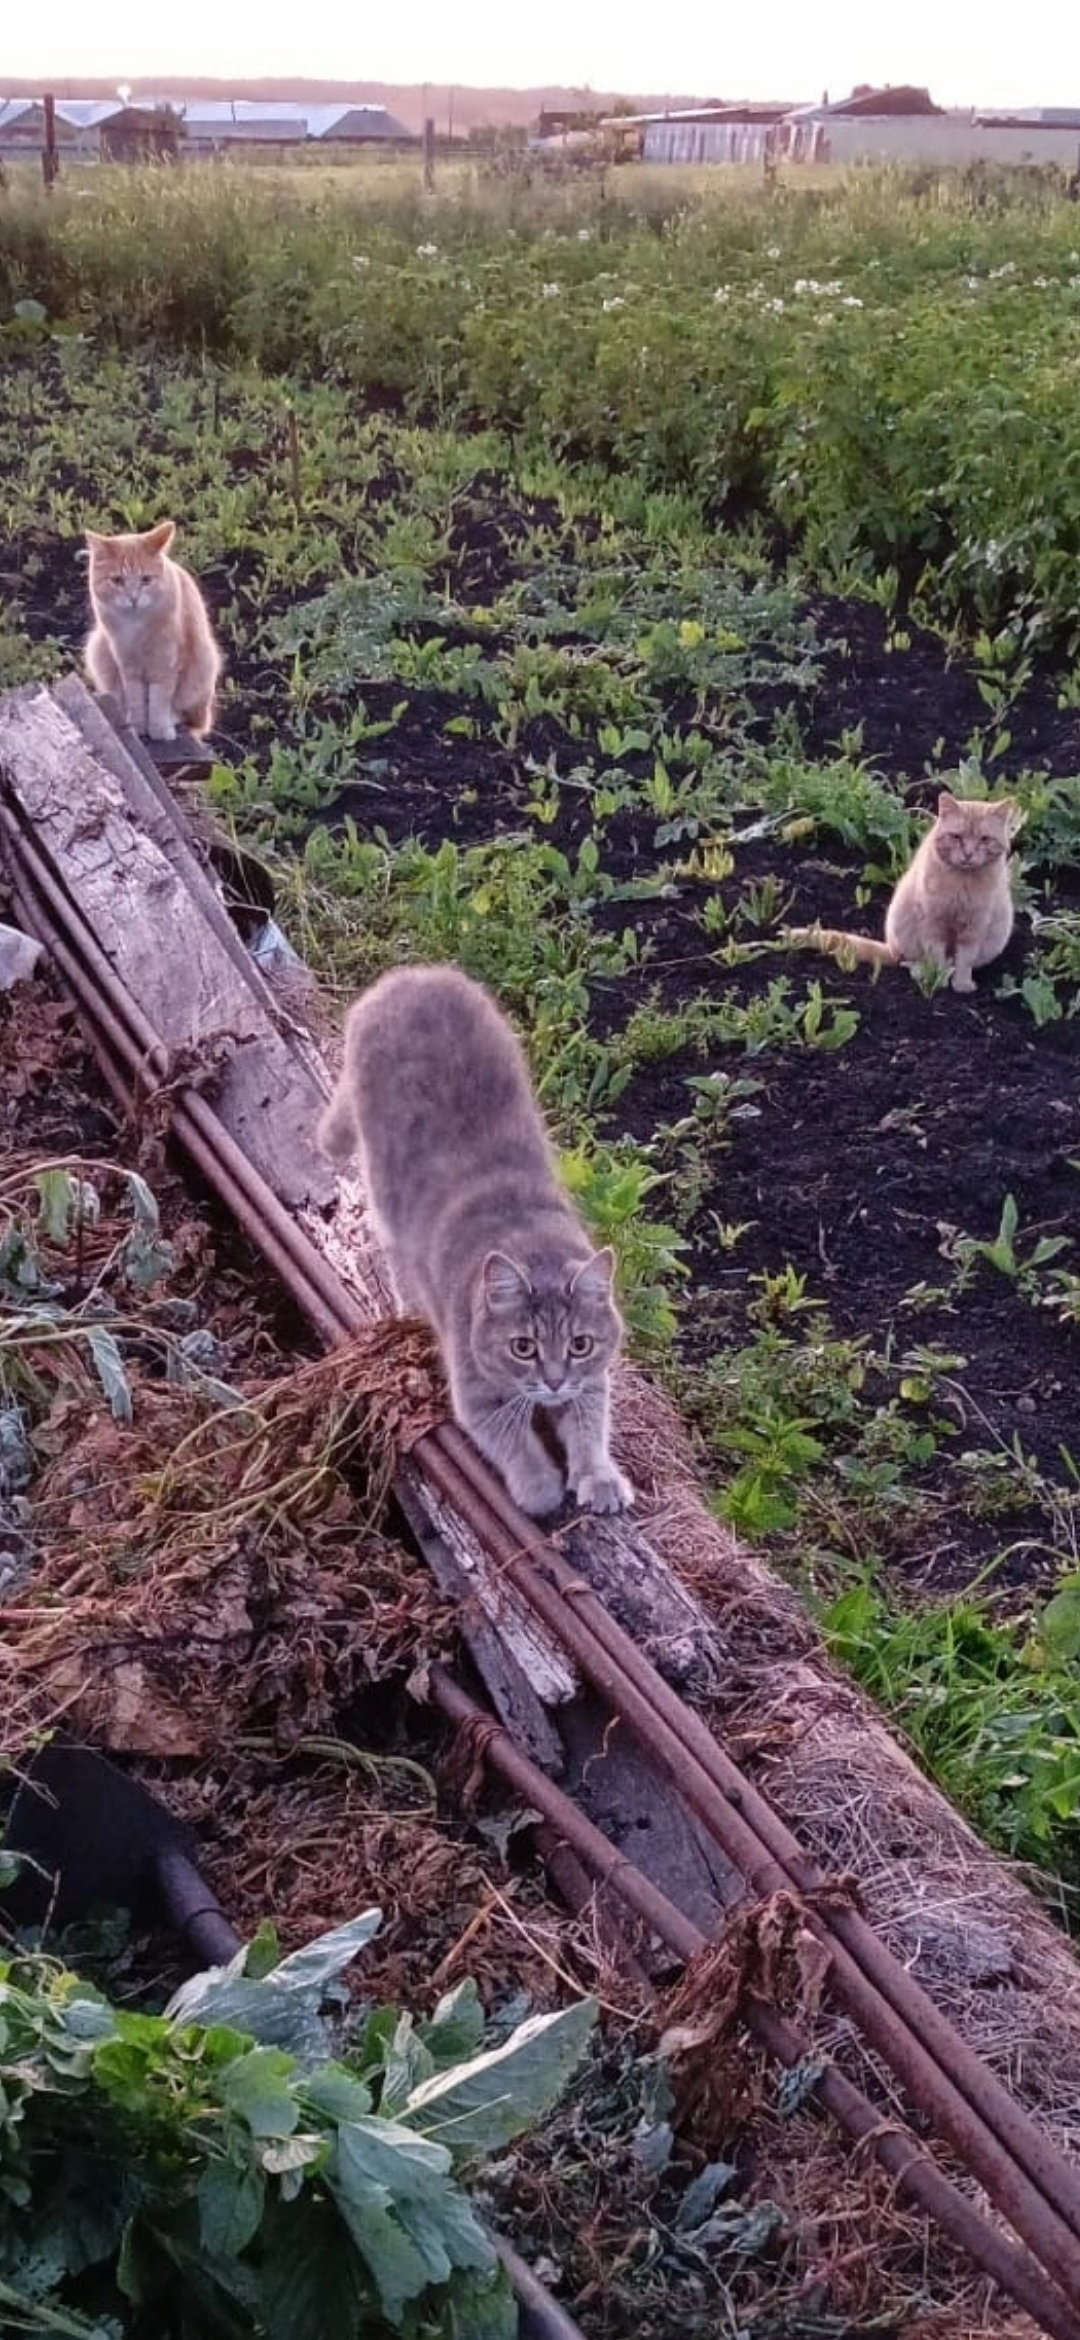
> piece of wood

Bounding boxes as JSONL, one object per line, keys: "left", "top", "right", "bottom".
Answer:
{"left": 559, "top": 1510, "right": 722, "bottom": 1694}
{"left": 72, "top": 681, "right": 213, "bottom": 776}
{"left": 559, "top": 1694, "right": 739, "bottom": 1957}
{"left": 52, "top": 680, "right": 299, "bottom": 1032}
{"left": 143, "top": 730, "right": 215, "bottom": 774}
{"left": 0, "top": 684, "right": 332, "bottom": 1210}
{"left": 394, "top": 1479, "right": 568, "bottom": 1771}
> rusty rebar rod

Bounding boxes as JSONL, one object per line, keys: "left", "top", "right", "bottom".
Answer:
{"left": 492, "top": 2238, "right": 592, "bottom": 2340}
{"left": 421, "top": 1428, "right": 1080, "bottom": 2311}
{"left": 429, "top": 1668, "right": 1080, "bottom": 2340}
{"left": 1, "top": 824, "right": 348, "bottom": 1349}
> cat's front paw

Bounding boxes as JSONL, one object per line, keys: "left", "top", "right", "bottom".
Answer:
{"left": 148, "top": 718, "right": 178, "bottom": 742}
{"left": 573, "top": 1463, "right": 635, "bottom": 1515}
{"left": 503, "top": 1456, "right": 566, "bottom": 1519}
{"left": 951, "top": 970, "right": 976, "bottom": 994}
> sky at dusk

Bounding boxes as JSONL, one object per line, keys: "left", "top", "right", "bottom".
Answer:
{"left": 3, "top": 0, "right": 1074, "bottom": 109}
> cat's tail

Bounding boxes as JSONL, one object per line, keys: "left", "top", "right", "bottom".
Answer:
{"left": 783, "top": 924, "right": 899, "bottom": 969}
{"left": 317, "top": 1083, "right": 358, "bottom": 1165}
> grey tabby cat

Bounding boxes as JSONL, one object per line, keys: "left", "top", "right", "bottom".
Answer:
{"left": 318, "top": 964, "right": 633, "bottom": 1519}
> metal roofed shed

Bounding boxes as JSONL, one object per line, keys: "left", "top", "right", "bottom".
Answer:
{"left": 99, "top": 104, "right": 183, "bottom": 163}
{"left": 307, "top": 103, "right": 414, "bottom": 142}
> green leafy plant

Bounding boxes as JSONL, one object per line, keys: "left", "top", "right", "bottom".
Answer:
{"left": 939, "top": 1191, "right": 1071, "bottom": 1298}
{"left": 559, "top": 1143, "right": 688, "bottom": 1348}
{"left": 822, "top": 1572, "right": 1080, "bottom": 1890}
{"left": 0, "top": 1910, "right": 595, "bottom": 2340}
{"left": 705, "top": 976, "right": 860, "bottom": 1056}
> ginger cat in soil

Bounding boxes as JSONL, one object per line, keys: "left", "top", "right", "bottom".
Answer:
{"left": 84, "top": 521, "right": 223, "bottom": 741}
{"left": 318, "top": 963, "right": 634, "bottom": 1520}
{"left": 788, "top": 794, "right": 1021, "bottom": 994}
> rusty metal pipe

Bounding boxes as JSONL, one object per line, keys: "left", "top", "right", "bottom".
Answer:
{"left": 430, "top": 1665, "right": 735, "bottom": 1966}
{"left": 18, "top": 822, "right": 360, "bottom": 1342}
{"left": 492, "top": 2238, "right": 591, "bottom": 2340}
{"left": 420, "top": 1433, "right": 1080, "bottom": 2310}
{"left": 429, "top": 1669, "right": 1080, "bottom": 2340}
{"left": 531, "top": 1822, "right": 653, "bottom": 1985}
{"left": 4, "top": 841, "right": 348, "bottom": 1351}
{"left": 4, "top": 865, "right": 138, "bottom": 1121}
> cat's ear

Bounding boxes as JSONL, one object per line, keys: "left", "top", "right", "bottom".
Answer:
{"left": 571, "top": 1247, "right": 616, "bottom": 1301}
{"left": 84, "top": 530, "right": 107, "bottom": 551}
{"left": 144, "top": 521, "right": 176, "bottom": 554}
{"left": 992, "top": 796, "right": 1023, "bottom": 834}
{"left": 483, "top": 1251, "right": 529, "bottom": 1307}
{"left": 936, "top": 791, "right": 960, "bottom": 815}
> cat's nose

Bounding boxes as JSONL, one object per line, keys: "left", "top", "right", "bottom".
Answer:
{"left": 541, "top": 1368, "right": 565, "bottom": 1392}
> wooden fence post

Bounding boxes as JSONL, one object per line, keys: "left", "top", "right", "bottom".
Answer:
{"left": 42, "top": 93, "right": 60, "bottom": 189}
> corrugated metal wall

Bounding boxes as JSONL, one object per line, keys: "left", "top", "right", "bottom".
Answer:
{"left": 642, "top": 120, "right": 827, "bottom": 164}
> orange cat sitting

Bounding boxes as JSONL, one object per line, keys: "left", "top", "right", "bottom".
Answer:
{"left": 787, "top": 793, "right": 1021, "bottom": 994}
{"left": 84, "top": 521, "right": 223, "bottom": 742}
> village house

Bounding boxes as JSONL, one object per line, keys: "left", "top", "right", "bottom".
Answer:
{"left": 601, "top": 84, "right": 1080, "bottom": 169}
{"left": 0, "top": 94, "right": 415, "bottom": 161}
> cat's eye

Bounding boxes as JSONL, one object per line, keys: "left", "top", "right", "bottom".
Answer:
{"left": 510, "top": 1336, "right": 537, "bottom": 1360}
{"left": 569, "top": 1334, "right": 595, "bottom": 1357}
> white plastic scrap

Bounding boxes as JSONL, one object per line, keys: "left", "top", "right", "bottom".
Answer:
{"left": 0, "top": 922, "right": 44, "bottom": 991}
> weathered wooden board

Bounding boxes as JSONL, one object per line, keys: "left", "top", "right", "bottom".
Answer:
{"left": 54, "top": 680, "right": 278, "bottom": 988}
{"left": 394, "top": 1480, "right": 568, "bottom": 1772}
{"left": 143, "top": 729, "right": 214, "bottom": 774}
{"left": 0, "top": 684, "right": 332, "bottom": 1210}
{"left": 559, "top": 1697, "right": 739, "bottom": 1951}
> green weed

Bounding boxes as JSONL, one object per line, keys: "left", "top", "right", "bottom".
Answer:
{"left": 822, "top": 1571, "right": 1080, "bottom": 1896}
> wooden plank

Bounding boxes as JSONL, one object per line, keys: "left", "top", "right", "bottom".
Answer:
{"left": 395, "top": 1479, "right": 569, "bottom": 1768}
{"left": 143, "top": 730, "right": 214, "bottom": 774}
{"left": 57, "top": 684, "right": 318, "bottom": 1026}
{"left": 51, "top": 679, "right": 304, "bottom": 1033}
{"left": 0, "top": 684, "right": 331, "bottom": 1209}
{"left": 559, "top": 1696, "right": 738, "bottom": 1955}
{"left": 70, "top": 680, "right": 213, "bottom": 775}
{"left": 559, "top": 1510, "right": 722, "bottom": 1693}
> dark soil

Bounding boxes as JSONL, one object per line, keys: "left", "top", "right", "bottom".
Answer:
{"left": 804, "top": 594, "right": 1080, "bottom": 789}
